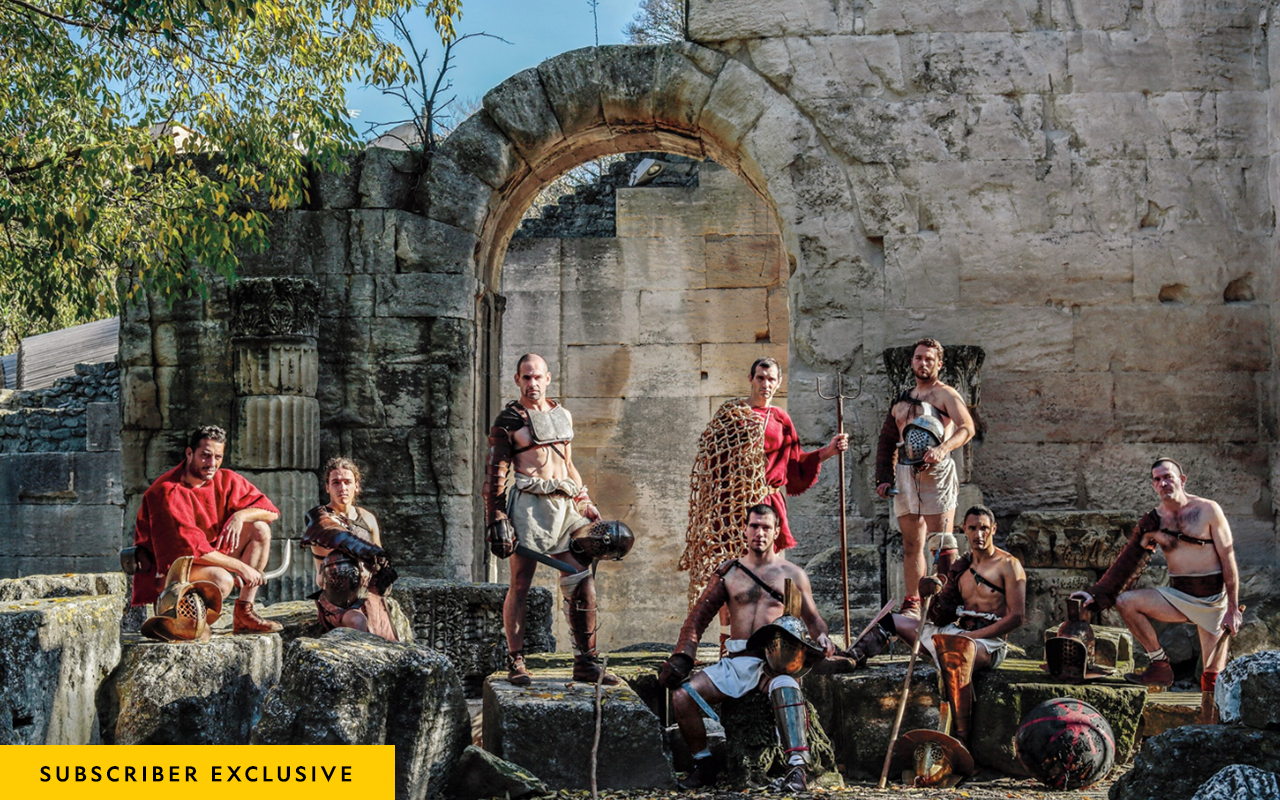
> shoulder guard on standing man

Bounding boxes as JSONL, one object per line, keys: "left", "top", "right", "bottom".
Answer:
{"left": 484, "top": 402, "right": 527, "bottom": 558}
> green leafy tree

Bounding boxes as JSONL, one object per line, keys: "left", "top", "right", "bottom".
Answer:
{"left": 0, "top": 0, "right": 462, "bottom": 352}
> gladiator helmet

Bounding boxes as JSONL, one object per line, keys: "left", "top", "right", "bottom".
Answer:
{"left": 891, "top": 729, "right": 974, "bottom": 788}
{"left": 746, "top": 615, "right": 825, "bottom": 677}
{"left": 570, "top": 519, "right": 635, "bottom": 562}
{"left": 901, "top": 415, "right": 945, "bottom": 465}
{"left": 1045, "top": 598, "right": 1101, "bottom": 683}
{"left": 1016, "top": 697, "right": 1116, "bottom": 790}
{"left": 140, "top": 556, "right": 223, "bottom": 643}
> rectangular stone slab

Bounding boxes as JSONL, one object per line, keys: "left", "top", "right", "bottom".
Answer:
{"left": 482, "top": 674, "right": 676, "bottom": 791}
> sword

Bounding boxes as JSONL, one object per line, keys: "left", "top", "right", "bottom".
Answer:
{"left": 516, "top": 544, "right": 579, "bottom": 574}
{"left": 262, "top": 539, "right": 293, "bottom": 580}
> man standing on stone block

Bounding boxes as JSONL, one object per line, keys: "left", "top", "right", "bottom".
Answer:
{"left": 659, "top": 504, "right": 836, "bottom": 791}
{"left": 844, "top": 505, "right": 1025, "bottom": 748}
{"left": 130, "top": 425, "right": 284, "bottom": 634}
{"left": 1070, "top": 457, "right": 1242, "bottom": 692}
{"left": 875, "top": 338, "right": 976, "bottom": 618}
{"left": 483, "top": 353, "right": 619, "bottom": 687}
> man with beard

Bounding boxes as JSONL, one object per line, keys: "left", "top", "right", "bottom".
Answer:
{"left": 130, "top": 425, "right": 283, "bottom": 634}
{"left": 1070, "top": 458, "right": 1242, "bottom": 691}
{"left": 844, "top": 505, "right": 1025, "bottom": 748}
{"left": 875, "top": 338, "right": 976, "bottom": 617}
{"left": 660, "top": 504, "right": 836, "bottom": 791}
{"left": 483, "top": 353, "right": 618, "bottom": 687}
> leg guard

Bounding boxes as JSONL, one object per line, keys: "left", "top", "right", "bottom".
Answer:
{"left": 561, "top": 570, "right": 620, "bottom": 685}
{"left": 768, "top": 675, "right": 809, "bottom": 766}
{"left": 933, "top": 634, "right": 977, "bottom": 746}
{"left": 848, "top": 615, "right": 895, "bottom": 666}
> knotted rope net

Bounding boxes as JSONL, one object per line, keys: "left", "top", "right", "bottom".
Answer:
{"left": 679, "top": 398, "right": 772, "bottom": 606}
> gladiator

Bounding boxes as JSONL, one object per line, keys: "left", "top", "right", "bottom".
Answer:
{"left": 302, "top": 457, "right": 398, "bottom": 641}
{"left": 1071, "top": 458, "right": 1242, "bottom": 692}
{"left": 847, "top": 505, "right": 1026, "bottom": 748}
{"left": 483, "top": 353, "right": 619, "bottom": 686}
{"left": 679, "top": 356, "right": 847, "bottom": 648}
{"left": 659, "top": 504, "right": 836, "bottom": 791}
{"left": 875, "top": 338, "right": 976, "bottom": 617}
{"left": 130, "top": 425, "right": 283, "bottom": 635}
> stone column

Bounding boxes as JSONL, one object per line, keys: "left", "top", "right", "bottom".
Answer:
{"left": 230, "top": 277, "right": 321, "bottom": 603}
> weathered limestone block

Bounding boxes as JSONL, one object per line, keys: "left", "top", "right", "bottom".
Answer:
{"left": 255, "top": 597, "right": 415, "bottom": 645}
{"left": 1013, "top": 568, "right": 1096, "bottom": 657}
{"left": 1191, "top": 764, "right": 1280, "bottom": 800}
{"left": 699, "top": 60, "right": 769, "bottom": 153}
{"left": 392, "top": 579, "right": 554, "bottom": 696}
{"left": 121, "top": 366, "right": 162, "bottom": 430}
{"left": 234, "top": 342, "right": 318, "bottom": 396}
{"left": 1140, "top": 691, "right": 1202, "bottom": 740}
{"left": 446, "top": 745, "right": 546, "bottom": 800}
{"left": 1217, "top": 650, "right": 1280, "bottom": 728}
{"left": 1007, "top": 510, "right": 1136, "bottom": 569}
{"left": 234, "top": 395, "right": 320, "bottom": 470}
{"left": 653, "top": 43, "right": 724, "bottom": 135}
{"left": 87, "top": 401, "right": 121, "bottom": 452}
{"left": 100, "top": 633, "right": 282, "bottom": 744}
{"left": 358, "top": 146, "right": 419, "bottom": 210}
{"left": 393, "top": 212, "right": 478, "bottom": 275}
{"left": 687, "top": 0, "right": 843, "bottom": 40}
{"left": 803, "top": 545, "right": 883, "bottom": 630}
{"left": 434, "top": 111, "right": 525, "bottom": 191}
{"left": 374, "top": 273, "right": 479, "bottom": 320}
{"left": 0, "top": 593, "right": 122, "bottom": 744}
{"left": 638, "top": 288, "right": 768, "bottom": 344}
{"left": 482, "top": 68, "right": 565, "bottom": 170}
{"left": 482, "top": 676, "right": 676, "bottom": 790}
{"left": 860, "top": 0, "right": 1038, "bottom": 34}
{"left": 237, "top": 470, "right": 317, "bottom": 539}
{"left": 1111, "top": 725, "right": 1280, "bottom": 800}
{"left": 970, "top": 659, "right": 1146, "bottom": 775}
{"left": 805, "top": 660, "right": 940, "bottom": 779}
{"left": 254, "top": 629, "right": 471, "bottom": 800}
{"left": 0, "top": 572, "right": 126, "bottom": 602}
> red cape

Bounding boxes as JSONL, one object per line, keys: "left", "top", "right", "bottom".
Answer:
{"left": 753, "top": 406, "right": 823, "bottom": 550}
{"left": 130, "top": 464, "right": 278, "bottom": 606}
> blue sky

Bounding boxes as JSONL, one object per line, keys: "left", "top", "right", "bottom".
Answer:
{"left": 347, "top": 1, "right": 643, "bottom": 133}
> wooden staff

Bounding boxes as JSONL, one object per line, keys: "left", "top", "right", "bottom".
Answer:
{"left": 591, "top": 655, "right": 608, "bottom": 800}
{"left": 816, "top": 375, "right": 857, "bottom": 645}
{"left": 877, "top": 592, "right": 934, "bottom": 789}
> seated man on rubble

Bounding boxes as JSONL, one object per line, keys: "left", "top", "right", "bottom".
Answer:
{"left": 658, "top": 504, "right": 836, "bottom": 791}
{"left": 846, "top": 505, "right": 1026, "bottom": 748}
{"left": 1070, "top": 457, "right": 1242, "bottom": 693}
{"left": 130, "top": 425, "right": 284, "bottom": 638}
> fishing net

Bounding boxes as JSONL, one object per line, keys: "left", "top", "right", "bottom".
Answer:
{"left": 679, "top": 398, "right": 772, "bottom": 606}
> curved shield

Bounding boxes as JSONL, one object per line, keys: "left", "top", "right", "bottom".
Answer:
{"left": 570, "top": 519, "right": 635, "bottom": 562}
{"left": 320, "top": 551, "right": 371, "bottom": 609}
{"left": 747, "top": 615, "right": 824, "bottom": 676}
{"left": 1016, "top": 697, "right": 1116, "bottom": 790}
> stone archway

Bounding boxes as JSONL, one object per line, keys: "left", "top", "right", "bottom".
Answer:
{"left": 417, "top": 43, "right": 875, "bottom": 642}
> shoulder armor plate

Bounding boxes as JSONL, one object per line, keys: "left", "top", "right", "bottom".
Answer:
{"left": 526, "top": 402, "right": 573, "bottom": 445}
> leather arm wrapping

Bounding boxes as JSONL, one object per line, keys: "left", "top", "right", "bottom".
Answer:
{"left": 874, "top": 409, "right": 900, "bottom": 487}
{"left": 484, "top": 427, "right": 514, "bottom": 525}
{"left": 1086, "top": 510, "right": 1159, "bottom": 612}
{"left": 673, "top": 566, "right": 731, "bottom": 660}
{"left": 927, "top": 556, "right": 969, "bottom": 627}
{"left": 302, "top": 513, "right": 388, "bottom": 566}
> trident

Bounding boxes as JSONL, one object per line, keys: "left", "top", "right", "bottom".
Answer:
{"left": 816, "top": 374, "right": 860, "bottom": 646}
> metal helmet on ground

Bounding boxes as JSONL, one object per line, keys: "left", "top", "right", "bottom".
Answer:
{"left": 891, "top": 729, "right": 974, "bottom": 788}
{"left": 901, "top": 415, "right": 945, "bottom": 464}
{"left": 570, "top": 519, "right": 635, "bottom": 562}
{"left": 1045, "top": 598, "right": 1106, "bottom": 683}
{"left": 746, "top": 615, "right": 825, "bottom": 676}
{"left": 1016, "top": 697, "right": 1116, "bottom": 790}
{"left": 141, "top": 556, "right": 223, "bottom": 643}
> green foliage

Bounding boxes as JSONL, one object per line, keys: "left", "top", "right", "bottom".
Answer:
{"left": 0, "top": 0, "right": 462, "bottom": 349}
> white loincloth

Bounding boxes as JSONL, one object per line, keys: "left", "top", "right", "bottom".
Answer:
{"left": 1157, "top": 586, "right": 1228, "bottom": 636}
{"left": 699, "top": 639, "right": 766, "bottom": 698}
{"left": 507, "top": 474, "right": 590, "bottom": 555}
{"left": 894, "top": 458, "right": 959, "bottom": 517}
{"left": 920, "top": 607, "right": 1008, "bottom": 669}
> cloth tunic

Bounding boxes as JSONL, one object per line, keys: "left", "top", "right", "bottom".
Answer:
{"left": 131, "top": 464, "right": 278, "bottom": 606}
{"left": 754, "top": 406, "right": 823, "bottom": 551}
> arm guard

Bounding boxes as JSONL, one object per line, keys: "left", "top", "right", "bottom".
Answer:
{"left": 927, "top": 555, "right": 969, "bottom": 627}
{"left": 874, "top": 408, "right": 899, "bottom": 487}
{"left": 1085, "top": 510, "right": 1159, "bottom": 612}
{"left": 484, "top": 425, "right": 514, "bottom": 526}
{"left": 302, "top": 506, "right": 389, "bottom": 566}
{"left": 673, "top": 562, "right": 734, "bottom": 661}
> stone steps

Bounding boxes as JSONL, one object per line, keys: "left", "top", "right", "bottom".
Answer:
{"left": 1138, "top": 690, "right": 1202, "bottom": 740}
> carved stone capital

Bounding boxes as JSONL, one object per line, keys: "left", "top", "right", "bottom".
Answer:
{"left": 230, "top": 277, "right": 320, "bottom": 341}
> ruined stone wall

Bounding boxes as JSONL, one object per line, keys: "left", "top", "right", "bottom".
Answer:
{"left": 682, "top": 1, "right": 1278, "bottom": 584}
{"left": 499, "top": 162, "right": 789, "bottom": 649}
{"left": 0, "top": 363, "right": 123, "bottom": 578}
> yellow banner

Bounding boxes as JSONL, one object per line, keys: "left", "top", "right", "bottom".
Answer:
{"left": 2, "top": 746, "right": 395, "bottom": 800}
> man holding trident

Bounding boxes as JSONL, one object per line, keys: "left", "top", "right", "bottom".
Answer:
{"left": 680, "top": 356, "right": 848, "bottom": 650}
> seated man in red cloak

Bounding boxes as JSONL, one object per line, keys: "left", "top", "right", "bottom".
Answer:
{"left": 130, "top": 425, "right": 283, "bottom": 634}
